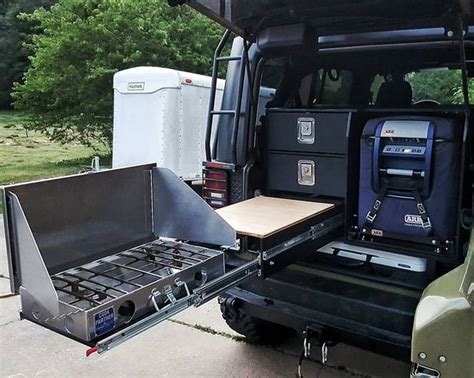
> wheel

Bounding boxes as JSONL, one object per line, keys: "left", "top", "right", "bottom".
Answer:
{"left": 219, "top": 296, "right": 291, "bottom": 344}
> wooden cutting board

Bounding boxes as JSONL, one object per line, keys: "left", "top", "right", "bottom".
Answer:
{"left": 216, "top": 196, "right": 334, "bottom": 239}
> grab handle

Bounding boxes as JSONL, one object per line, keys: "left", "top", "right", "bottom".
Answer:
{"left": 150, "top": 280, "right": 190, "bottom": 314}
{"left": 380, "top": 168, "right": 425, "bottom": 177}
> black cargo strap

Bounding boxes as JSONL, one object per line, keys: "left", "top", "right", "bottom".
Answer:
{"left": 412, "top": 189, "right": 433, "bottom": 235}
{"left": 364, "top": 185, "right": 434, "bottom": 237}
{"left": 363, "top": 183, "right": 388, "bottom": 228}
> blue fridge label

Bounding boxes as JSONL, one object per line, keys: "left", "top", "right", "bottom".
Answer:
{"left": 94, "top": 307, "right": 115, "bottom": 336}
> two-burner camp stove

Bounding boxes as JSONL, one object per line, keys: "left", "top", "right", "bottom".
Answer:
{"left": 48, "top": 240, "right": 224, "bottom": 343}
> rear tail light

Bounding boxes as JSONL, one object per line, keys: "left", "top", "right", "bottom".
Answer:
{"left": 203, "top": 168, "right": 229, "bottom": 208}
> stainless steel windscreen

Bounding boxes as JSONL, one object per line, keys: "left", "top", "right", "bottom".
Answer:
{"left": 5, "top": 164, "right": 155, "bottom": 277}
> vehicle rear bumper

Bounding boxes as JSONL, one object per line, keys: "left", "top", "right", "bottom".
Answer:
{"left": 222, "top": 265, "right": 419, "bottom": 360}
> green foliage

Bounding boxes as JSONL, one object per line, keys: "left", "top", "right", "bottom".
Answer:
{"left": 0, "top": 0, "right": 55, "bottom": 109}
{"left": 453, "top": 78, "right": 474, "bottom": 104}
{"left": 12, "top": 0, "right": 223, "bottom": 148}
{"left": 408, "top": 69, "right": 469, "bottom": 105}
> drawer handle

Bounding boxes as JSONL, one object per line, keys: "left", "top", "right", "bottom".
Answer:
{"left": 298, "top": 160, "right": 316, "bottom": 186}
{"left": 297, "top": 117, "right": 315, "bottom": 144}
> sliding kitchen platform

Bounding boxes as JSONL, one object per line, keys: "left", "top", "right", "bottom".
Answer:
{"left": 3, "top": 164, "right": 343, "bottom": 354}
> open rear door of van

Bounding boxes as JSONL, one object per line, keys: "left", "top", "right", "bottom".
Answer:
{"left": 184, "top": 0, "right": 472, "bottom": 41}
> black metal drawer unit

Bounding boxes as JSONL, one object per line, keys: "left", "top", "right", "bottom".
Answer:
{"left": 267, "top": 153, "right": 346, "bottom": 197}
{"left": 267, "top": 111, "right": 349, "bottom": 154}
{"left": 266, "top": 109, "right": 350, "bottom": 198}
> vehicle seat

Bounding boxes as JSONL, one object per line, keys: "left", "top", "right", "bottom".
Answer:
{"left": 375, "top": 76, "right": 413, "bottom": 107}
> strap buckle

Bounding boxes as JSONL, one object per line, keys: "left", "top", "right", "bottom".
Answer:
{"left": 373, "top": 199, "right": 382, "bottom": 210}
{"left": 364, "top": 189, "right": 387, "bottom": 228}
{"left": 365, "top": 211, "right": 377, "bottom": 224}
{"left": 416, "top": 202, "right": 427, "bottom": 215}
{"left": 422, "top": 217, "right": 432, "bottom": 230}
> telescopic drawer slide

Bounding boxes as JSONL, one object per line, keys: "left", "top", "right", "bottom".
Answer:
{"left": 93, "top": 259, "right": 259, "bottom": 354}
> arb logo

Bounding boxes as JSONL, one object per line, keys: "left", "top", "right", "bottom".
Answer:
{"left": 404, "top": 214, "right": 423, "bottom": 226}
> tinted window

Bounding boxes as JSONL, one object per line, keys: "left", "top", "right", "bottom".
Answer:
{"left": 314, "top": 69, "right": 353, "bottom": 106}
{"left": 275, "top": 68, "right": 354, "bottom": 108}
{"left": 371, "top": 69, "right": 471, "bottom": 106}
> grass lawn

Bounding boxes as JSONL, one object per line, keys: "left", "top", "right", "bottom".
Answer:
{"left": 0, "top": 110, "right": 110, "bottom": 212}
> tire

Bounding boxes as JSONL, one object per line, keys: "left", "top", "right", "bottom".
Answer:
{"left": 219, "top": 296, "right": 291, "bottom": 344}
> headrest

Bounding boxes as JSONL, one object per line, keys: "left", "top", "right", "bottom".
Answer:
{"left": 375, "top": 80, "right": 413, "bottom": 107}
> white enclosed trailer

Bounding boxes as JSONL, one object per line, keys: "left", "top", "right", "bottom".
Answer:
{"left": 113, "top": 66, "right": 274, "bottom": 181}
{"left": 113, "top": 67, "right": 225, "bottom": 180}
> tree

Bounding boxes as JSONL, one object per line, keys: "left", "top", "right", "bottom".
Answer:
{"left": 453, "top": 78, "right": 474, "bottom": 104}
{"left": 0, "top": 0, "right": 55, "bottom": 109}
{"left": 13, "top": 0, "right": 223, "bottom": 149}
{"left": 408, "top": 69, "right": 473, "bottom": 105}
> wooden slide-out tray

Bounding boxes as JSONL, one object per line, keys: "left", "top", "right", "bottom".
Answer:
{"left": 216, "top": 196, "right": 334, "bottom": 239}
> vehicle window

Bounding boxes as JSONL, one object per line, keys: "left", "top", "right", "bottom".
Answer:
{"left": 371, "top": 69, "right": 469, "bottom": 106}
{"left": 369, "top": 75, "right": 384, "bottom": 105}
{"left": 261, "top": 59, "right": 286, "bottom": 90}
{"left": 408, "top": 69, "right": 464, "bottom": 105}
{"left": 265, "top": 61, "right": 472, "bottom": 109}
{"left": 313, "top": 69, "right": 353, "bottom": 106}
{"left": 293, "top": 69, "right": 354, "bottom": 107}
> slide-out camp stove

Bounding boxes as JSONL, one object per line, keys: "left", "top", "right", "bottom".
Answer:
{"left": 49, "top": 240, "right": 224, "bottom": 345}
{"left": 51, "top": 240, "right": 220, "bottom": 313}
{"left": 3, "top": 165, "right": 241, "bottom": 354}
{"left": 3, "top": 164, "right": 342, "bottom": 355}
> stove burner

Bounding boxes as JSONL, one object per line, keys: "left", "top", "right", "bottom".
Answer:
{"left": 51, "top": 240, "right": 215, "bottom": 310}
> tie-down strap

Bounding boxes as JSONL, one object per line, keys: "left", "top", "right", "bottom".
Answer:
{"left": 363, "top": 184, "right": 434, "bottom": 236}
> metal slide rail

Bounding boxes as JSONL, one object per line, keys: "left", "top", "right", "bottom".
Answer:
{"left": 91, "top": 259, "right": 260, "bottom": 355}
{"left": 90, "top": 213, "right": 344, "bottom": 355}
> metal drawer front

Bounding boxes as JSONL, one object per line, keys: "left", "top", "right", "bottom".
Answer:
{"left": 267, "top": 111, "right": 350, "bottom": 155}
{"left": 267, "top": 153, "right": 347, "bottom": 197}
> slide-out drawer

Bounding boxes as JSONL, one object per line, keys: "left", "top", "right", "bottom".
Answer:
{"left": 267, "top": 110, "right": 350, "bottom": 155}
{"left": 267, "top": 152, "right": 346, "bottom": 198}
